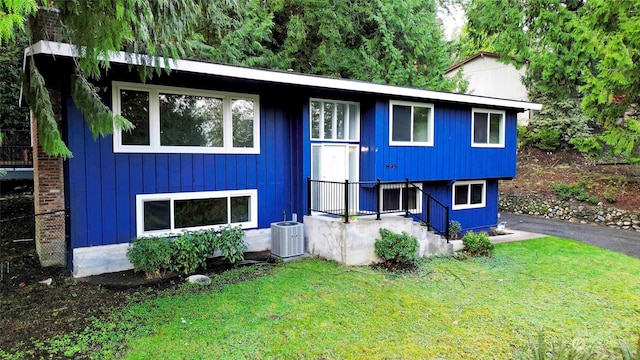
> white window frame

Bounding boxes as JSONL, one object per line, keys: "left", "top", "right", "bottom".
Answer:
{"left": 135, "top": 189, "right": 258, "bottom": 237}
{"left": 379, "top": 183, "right": 422, "bottom": 213}
{"left": 112, "top": 82, "right": 260, "bottom": 154}
{"left": 451, "top": 180, "right": 486, "bottom": 210}
{"left": 389, "top": 100, "right": 434, "bottom": 146}
{"left": 471, "top": 108, "right": 505, "bottom": 148}
{"left": 309, "top": 98, "right": 360, "bottom": 142}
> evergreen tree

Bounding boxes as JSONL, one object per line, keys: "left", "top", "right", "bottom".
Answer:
{"left": 2, "top": 0, "right": 457, "bottom": 155}
{"left": 463, "top": 0, "right": 640, "bottom": 159}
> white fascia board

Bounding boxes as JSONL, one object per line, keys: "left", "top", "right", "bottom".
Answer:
{"left": 27, "top": 41, "right": 543, "bottom": 111}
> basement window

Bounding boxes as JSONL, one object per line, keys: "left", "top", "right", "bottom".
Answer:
{"left": 452, "top": 180, "right": 486, "bottom": 210}
{"left": 380, "top": 183, "right": 422, "bottom": 213}
{"left": 136, "top": 190, "right": 257, "bottom": 236}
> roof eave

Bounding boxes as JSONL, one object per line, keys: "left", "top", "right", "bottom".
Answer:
{"left": 26, "top": 41, "right": 543, "bottom": 111}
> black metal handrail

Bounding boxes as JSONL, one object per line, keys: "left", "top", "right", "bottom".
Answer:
{"left": 0, "top": 145, "right": 33, "bottom": 167}
{"left": 306, "top": 178, "right": 450, "bottom": 241}
{"left": 403, "top": 180, "right": 450, "bottom": 241}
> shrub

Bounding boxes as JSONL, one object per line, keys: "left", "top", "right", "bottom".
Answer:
{"left": 374, "top": 228, "right": 419, "bottom": 267}
{"left": 169, "top": 231, "right": 211, "bottom": 274}
{"left": 461, "top": 232, "right": 494, "bottom": 256}
{"left": 520, "top": 127, "right": 562, "bottom": 152}
{"left": 604, "top": 187, "right": 617, "bottom": 203}
{"left": 215, "top": 225, "right": 247, "bottom": 264}
{"left": 127, "top": 237, "right": 172, "bottom": 279}
{"left": 587, "top": 196, "right": 599, "bottom": 205}
{"left": 127, "top": 226, "right": 248, "bottom": 276}
{"left": 552, "top": 181, "right": 588, "bottom": 202}
{"left": 448, "top": 220, "right": 462, "bottom": 239}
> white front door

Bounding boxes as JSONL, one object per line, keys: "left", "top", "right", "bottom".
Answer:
{"left": 320, "top": 145, "right": 348, "bottom": 182}
{"left": 311, "top": 144, "right": 359, "bottom": 213}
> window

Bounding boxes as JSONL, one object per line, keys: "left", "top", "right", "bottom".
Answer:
{"left": 310, "top": 99, "right": 359, "bottom": 141}
{"left": 389, "top": 100, "right": 434, "bottom": 146}
{"left": 380, "top": 183, "right": 422, "bottom": 213}
{"left": 452, "top": 180, "right": 486, "bottom": 210}
{"left": 113, "top": 82, "right": 260, "bottom": 154}
{"left": 136, "top": 190, "right": 257, "bottom": 236}
{"left": 472, "top": 108, "right": 505, "bottom": 147}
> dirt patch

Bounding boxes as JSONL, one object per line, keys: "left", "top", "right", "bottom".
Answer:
{"left": 0, "top": 183, "right": 272, "bottom": 356}
{"left": 501, "top": 148, "right": 640, "bottom": 212}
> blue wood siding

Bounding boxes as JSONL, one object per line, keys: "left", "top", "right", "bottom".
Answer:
{"left": 65, "top": 91, "right": 297, "bottom": 249}
{"left": 423, "top": 180, "right": 499, "bottom": 232}
{"left": 63, "top": 69, "right": 520, "bottom": 250}
{"left": 358, "top": 100, "right": 517, "bottom": 182}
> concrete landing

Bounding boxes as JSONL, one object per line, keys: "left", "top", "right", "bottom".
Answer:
{"left": 489, "top": 229, "right": 547, "bottom": 243}
{"left": 449, "top": 229, "right": 546, "bottom": 252}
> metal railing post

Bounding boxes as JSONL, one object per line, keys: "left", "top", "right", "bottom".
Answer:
{"left": 445, "top": 206, "right": 450, "bottom": 243}
{"left": 307, "top": 177, "right": 312, "bottom": 215}
{"left": 404, "top": 178, "right": 409, "bottom": 217}
{"left": 376, "top": 178, "right": 381, "bottom": 220}
{"left": 426, "top": 193, "right": 431, "bottom": 227}
{"left": 344, "top": 179, "right": 350, "bottom": 223}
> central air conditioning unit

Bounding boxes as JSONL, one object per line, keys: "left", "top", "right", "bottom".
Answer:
{"left": 271, "top": 221, "right": 304, "bottom": 258}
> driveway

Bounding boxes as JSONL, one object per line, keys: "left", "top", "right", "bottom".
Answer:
{"left": 499, "top": 212, "right": 640, "bottom": 258}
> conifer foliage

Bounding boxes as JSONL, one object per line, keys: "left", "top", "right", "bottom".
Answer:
{"left": 1, "top": 0, "right": 456, "bottom": 156}
{"left": 462, "top": 0, "right": 640, "bottom": 160}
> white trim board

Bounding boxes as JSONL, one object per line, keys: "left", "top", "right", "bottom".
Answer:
{"left": 26, "top": 41, "right": 542, "bottom": 111}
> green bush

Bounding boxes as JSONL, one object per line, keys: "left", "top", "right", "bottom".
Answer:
{"left": 169, "top": 232, "right": 211, "bottom": 274}
{"left": 374, "top": 228, "right": 419, "bottom": 267}
{"left": 520, "top": 126, "right": 561, "bottom": 152}
{"left": 461, "top": 232, "right": 494, "bottom": 256}
{"left": 126, "top": 226, "right": 248, "bottom": 277}
{"left": 604, "top": 187, "right": 617, "bottom": 203}
{"left": 552, "top": 181, "right": 588, "bottom": 202}
{"left": 552, "top": 184, "right": 573, "bottom": 201}
{"left": 126, "top": 237, "right": 172, "bottom": 279}
{"left": 215, "top": 225, "right": 247, "bottom": 264}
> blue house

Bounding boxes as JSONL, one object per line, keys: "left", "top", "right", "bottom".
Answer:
{"left": 27, "top": 41, "right": 541, "bottom": 276}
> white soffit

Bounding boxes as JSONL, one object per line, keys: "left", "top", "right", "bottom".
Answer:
{"left": 26, "top": 41, "right": 542, "bottom": 111}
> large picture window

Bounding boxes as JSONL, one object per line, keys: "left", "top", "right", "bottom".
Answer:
{"left": 113, "top": 82, "right": 260, "bottom": 154}
{"left": 136, "top": 190, "right": 258, "bottom": 236}
{"left": 389, "top": 100, "right": 434, "bottom": 146}
{"left": 452, "top": 180, "right": 486, "bottom": 210}
{"left": 472, "top": 108, "right": 504, "bottom": 147}
{"left": 380, "top": 183, "right": 422, "bottom": 213}
{"left": 310, "top": 99, "right": 359, "bottom": 141}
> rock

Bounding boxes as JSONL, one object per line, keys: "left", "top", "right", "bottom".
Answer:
{"left": 39, "top": 278, "right": 52, "bottom": 286}
{"left": 186, "top": 274, "right": 211, "bottom": 285}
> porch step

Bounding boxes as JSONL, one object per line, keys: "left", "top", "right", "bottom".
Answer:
{"left": 410, "top": 222, "right": 452, "bottom": 256}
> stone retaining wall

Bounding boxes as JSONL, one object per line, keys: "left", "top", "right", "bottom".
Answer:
{"left": 499, "top": 194, "right": 640, "bottom": 232}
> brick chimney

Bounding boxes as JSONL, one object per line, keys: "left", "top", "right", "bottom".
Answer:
{"left": 29, "top": 7, "right": 67, "bottom": 267}
{"left": 28, "top": 7, "right": 63, "bottom": 42}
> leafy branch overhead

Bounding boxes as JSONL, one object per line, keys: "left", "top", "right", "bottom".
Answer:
{"left": 27, "top": 60, "right": 71, "bottom": 157}
{"left": 4, "top": 0, "right": 461, "bottom": 157}
{"left": 70, "top": 72, "right": 133, "bottom": 140}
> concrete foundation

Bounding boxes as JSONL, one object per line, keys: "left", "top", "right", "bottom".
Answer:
{"left": 304, "top": 214, "right": 450, "bottom": 265}
{"left": 72, "top": 228, "right": 272, "bottom": 278}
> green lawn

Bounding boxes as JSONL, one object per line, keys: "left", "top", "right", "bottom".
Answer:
{"left": 27, "top": 237, "right": 640, "bottom": 358}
